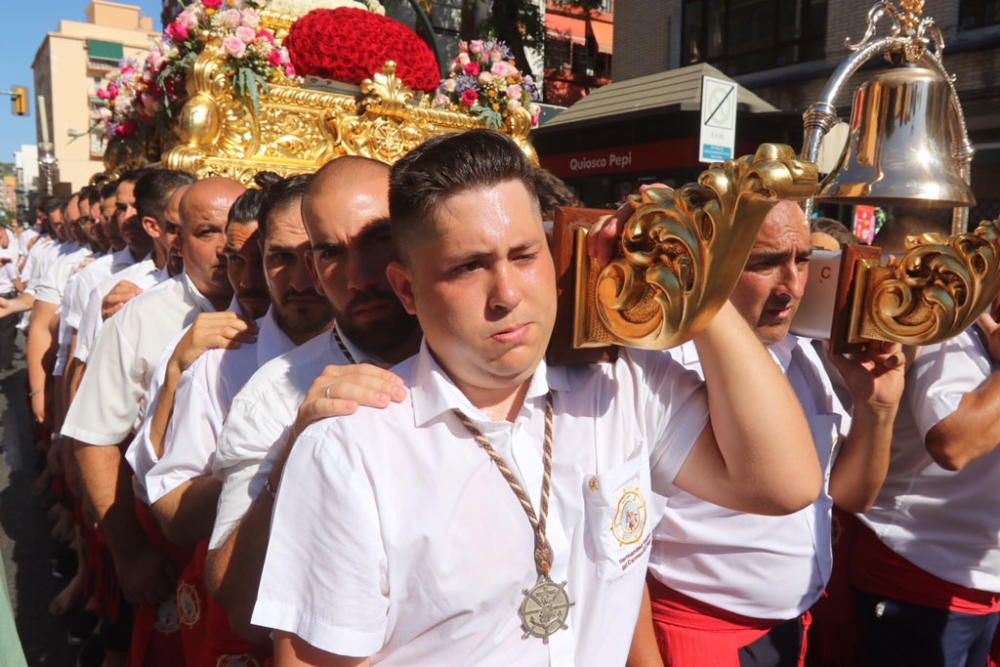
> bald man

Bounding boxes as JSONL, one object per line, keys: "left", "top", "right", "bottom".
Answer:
{"left": 62, "top": 177, "right": 244, "bottom": 665}
{"left": 204, "top": 156, "right": 419, "bottom": 637}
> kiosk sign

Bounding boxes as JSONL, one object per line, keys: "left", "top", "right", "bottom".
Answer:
{"left": 699, "top": 75, "right": 737, "bottom": 163}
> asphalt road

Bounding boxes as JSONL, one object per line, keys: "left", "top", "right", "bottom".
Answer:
{"left": 0, "top": 332, "right": 73, "bottom": 666}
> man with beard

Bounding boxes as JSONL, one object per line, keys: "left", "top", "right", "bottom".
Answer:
{"left": 62, "top": 177, "right": 245, "bottom": 667}
{"left": 252, "top": 130, "right": 819, "bottom": 666}
{"left": 72, "top": 170, "right": 185, "bottom": 368}
{"left": 64, "top": 173, "right": 193, "bottom": 401}
{"left": 612, "top": 200, "right": 905, "bottom": 667}
{"left": 139, "top": 175, "right": 332, "bottom": 665}
{"left": 204, "top": 156, "right": 418, "bottom": 636}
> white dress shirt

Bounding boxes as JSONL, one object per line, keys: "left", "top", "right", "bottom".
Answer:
{"left": 62, "top": 273, "right": 216, "bottom": 446}
{"left": 125, "top": 297, "right": 249, "bottom": 504}
{"left": 649, "top": 336, "right": 850, "bottom": 619}
{"left": 144, "top": 308, "right": 295, "bottom": 505}
{"left": 0, "top": 241, "right": 19, "bottom": 294}
{"left": 859, "top": 328, "right": 1000, "bottom": 592}
{"left": 73, "top": 256, "right": 165, "bottom": 364}
{"left": 208, "top": 327, "right": 364, "bottom": 550}
{"left": 253, "top": 342, "right": 708, "bottom": 666}
{"left": 32, "top": 243, "right": 92, "bottom": 306}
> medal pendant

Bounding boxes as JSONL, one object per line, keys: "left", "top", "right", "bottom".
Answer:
{"left": 519, "top": 575, "right": 573, "bottom": 643}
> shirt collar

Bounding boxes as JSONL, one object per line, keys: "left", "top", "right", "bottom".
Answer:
{"left": 179, "top": 271, "right": 216, "bottom": 314}
{"left": 334, "top": 324, "right": 381, "bottom": 367}
{"left": 410, "top": 339, "right": 570, "bottom": 428}
{"left": 769, "top": 334, "right": 798, "bottom": 372}
{"left": 255, "top": 307, "right": 295, "bottom": 367}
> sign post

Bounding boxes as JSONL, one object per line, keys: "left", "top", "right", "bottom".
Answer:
{"left": 699, "top": 75, "right": 737, "bottom": 163}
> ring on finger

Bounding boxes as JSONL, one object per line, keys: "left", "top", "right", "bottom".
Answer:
{"left": 324, "top": 384, "right": 333, "bottom": 399}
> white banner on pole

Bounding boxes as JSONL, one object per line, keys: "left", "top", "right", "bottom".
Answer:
{"left": 699, "top": 75, "right": 737, "bottom": 163}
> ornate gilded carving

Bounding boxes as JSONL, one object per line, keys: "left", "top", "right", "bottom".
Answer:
{"left": 846, "top": 220, "right": 1000, "bottom": 346}
{"left": 162, "top": 46, "right": 535, "bottom": 185}
{"left": 572, "top": 144, "right": 819, "bottom": 350}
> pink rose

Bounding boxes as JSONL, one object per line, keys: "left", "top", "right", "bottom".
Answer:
{"left": 107, "top": 83, "right": 119, "bottom": 97}
{"left": 469, "top": 40, "right": 484, "bottom": 54}
{"left": 202, "top": 0, "right": 223, "bottom": 9}
{"left": 458, "top": 41, "right": 468, "bottom": 53}
{"left": 284, "top": 64, "right": 296, "bottom": 78}
{"left": 96, "top": 88, "right": 110, "bottom": 100}
{"left": 434, "top": 94, "right": 449, "bottom": 107}
{"left": 478, "top": 71, "right": 493, "bottom": 84}
{"left": 222, "top": 35, "right": 246, "bottom": 58}
{"left": 217, "top": 8, "right": 241, "bottom": 28}
{"left": 442, "top": 78, "right": 456, "bottom": 92}
{"left": 178, "top": 8, "right": 199, "bottom": 29}
{"left": 490, "top": 48, "right": 504, "bottom": 63}
{"left": 121, "top": 65, "right": 135, "bottom": 76}
{"left": 461, "top": 89, "right": 479, "bottom": 107}
{"left": 166, "top": 21, "right": 189, "bottom": 42}
{"left": 240, "top": 9, "right": 260, "bottom": 28}
{"left": 267, "top": 49, "right": 283, "bottom": 67}
{"left": 506, "top": 84, "right": 522, "bottom": 100}
{"left": 464, "top": 61, "right": 480, "bottom": 76}
{"left": 457, "top": 52, "right": 470, "bottom": 67}
{"left": 235, "top": 26, "right": 256, "bottom": 43}
{"left": 490, "top": 61, "right": 509, "bottom": 78}
{"left": 257, "top": 28, "right": 276, "bottom": 45}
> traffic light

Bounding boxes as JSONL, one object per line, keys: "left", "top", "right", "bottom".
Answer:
{"left": 11, "top": 86, "right": 27, "bottom": 116}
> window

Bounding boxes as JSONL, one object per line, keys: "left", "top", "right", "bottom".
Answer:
{"left": 959, "top": 0, "right": 1000, "bottom": 30}
{"left": 546, "top": 39, "right": 572, "bottom": 70}
{"left": 86, "top": 39, "right": 123, "bottom": 63}
{"left": 682, "top": 0, "right": 826, "bottom": 75}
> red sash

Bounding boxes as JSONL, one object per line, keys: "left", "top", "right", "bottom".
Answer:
{"left": 177, "top": 540, "right": 209, "bottom": 667}
{"left": 128, "top": 500, "right": 192, "bottom": 667}
{"left": 850, "top": 520, "right": 1000, "bottom": 614}
{"left": 198, "top": 535, "right": 271, "bottom": 666}
{"left": 82, "top": 522, "right": 121, "bottom": 622}
{"left": 647, "top": 575, "right": 810, "bottom": 667}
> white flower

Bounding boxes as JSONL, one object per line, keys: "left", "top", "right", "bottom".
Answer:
{"left": 216, "top": 8, "right": 241, "bottom": 29}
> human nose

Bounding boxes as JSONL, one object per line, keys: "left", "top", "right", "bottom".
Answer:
{"left": 487, "top": 262, "right": 522, "bottom": 313}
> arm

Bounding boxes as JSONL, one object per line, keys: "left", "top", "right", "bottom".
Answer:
{"left": 151, "top": 475, "right": 222, "bottom": 545}
{"left": 149, "top": 312, "right": 257, "bottom": 458}
{"left": 0, "top": 293, "right": 33, "bottom": 318}
{"left": 924, "top": 316, "right": 1000, "bottom": 471}
{"left": 826, "top": 342, "right": 904, "bottom": 511}
{"left": 26, "top": 299, "right": 58, "bottom": 424}
{"left": 73, "top": 441, "right": 174, "bottom": 606}
{"left": 626, "top": 584, "right": 664, "bottom": 667}
{"left": 274, "top": 633, "right": 370, "bottom": 667}
{"left": 205, "top": 364, "right": 406, "bottom": 636}
{"left": 673, "top": 302, "right": 822, "bottom": 515}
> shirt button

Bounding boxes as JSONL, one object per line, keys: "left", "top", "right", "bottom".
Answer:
{"left": 588, "top": 476, "right": 600, "bottom": 492}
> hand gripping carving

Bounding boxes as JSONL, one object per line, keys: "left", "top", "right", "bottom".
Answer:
{"left": 589, "top": 144, "right": 818, "bottom": 349}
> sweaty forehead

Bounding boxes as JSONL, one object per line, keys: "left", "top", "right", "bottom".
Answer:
{"left": 226, "top": 222, "right": 258, "bottom": 249}
{"left": 752, "top": 206, "right": 809, "bottom": 251}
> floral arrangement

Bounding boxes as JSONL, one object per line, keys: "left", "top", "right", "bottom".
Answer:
{"left": 266, "top": 0, "right": 384, "bottom": 19}
{"left": 285, "top": 8, "right": 439, "bottom": 93}
{"left": 161, "top": 0, "right": 295, "bottom": 113}
{"left": 433, "top": 40, "right": 541, "bottom": 129}
{"left": 93, "top": 57, "right": 142, "bottom": 140}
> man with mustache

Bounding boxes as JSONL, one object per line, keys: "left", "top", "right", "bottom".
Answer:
{"left": 62, "top": 176, "right": 245, "bottom": 667}
{"left": 136, "top": 175, "right": 331, "bottom": 665}
{"left": 204, "top": 156, "right": 418, "bottom": 637}
{"left": 841, "top": 222, "right": 1000, "bottom": 667}
{"left": 251, "top": 130, "right": 820, "bottom": 666}
{"left": 613, "top": 199, "right": 905, "bottom": 667}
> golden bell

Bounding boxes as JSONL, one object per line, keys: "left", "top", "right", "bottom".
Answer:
{"left": 816, "top": 66, "right": 975, "bottom": 208}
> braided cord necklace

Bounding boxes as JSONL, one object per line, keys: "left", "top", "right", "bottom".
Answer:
{"left": 452, "top": 391, "right": 573, "bottom": 643}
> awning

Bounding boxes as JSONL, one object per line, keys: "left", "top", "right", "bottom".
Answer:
{"left": 546, "top": 14, "right": 586, "bottom": 45}
{"left": 87, "top": 39, "right": 123, "bottom": 62}
{"left": 535, "top": 62, "right": 778, "bottom": 131}
{"left": 590, "top": 20, "right": 613, "bottom": 55}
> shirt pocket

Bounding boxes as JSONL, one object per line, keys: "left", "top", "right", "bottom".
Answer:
{"left": 582, "top": 453, "right": 654, "bottom": 580}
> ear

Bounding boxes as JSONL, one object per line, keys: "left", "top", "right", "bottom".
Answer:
{"left": 386, "top": 260, "right": 417, "bottom": 315}
{"left": 141, "top": 215, "right": 161, "bottom": 240}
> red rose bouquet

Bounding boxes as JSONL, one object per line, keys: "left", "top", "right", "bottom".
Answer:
{"left": 286, "top": 8, "right": 440, "bottom": 93}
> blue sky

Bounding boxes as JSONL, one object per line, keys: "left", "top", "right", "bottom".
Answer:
{"left": 0, "top": 0, "right": 164, "bottom": 164}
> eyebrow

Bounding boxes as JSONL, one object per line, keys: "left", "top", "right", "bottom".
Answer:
{"left": 356, "top": 218, "right": 392, "bottom": 244}
{"left": 445, "top": 241, "right": 541, "bottom": 266}
{"left": 747, "top": 248, "right": 813, "bottom": 264}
